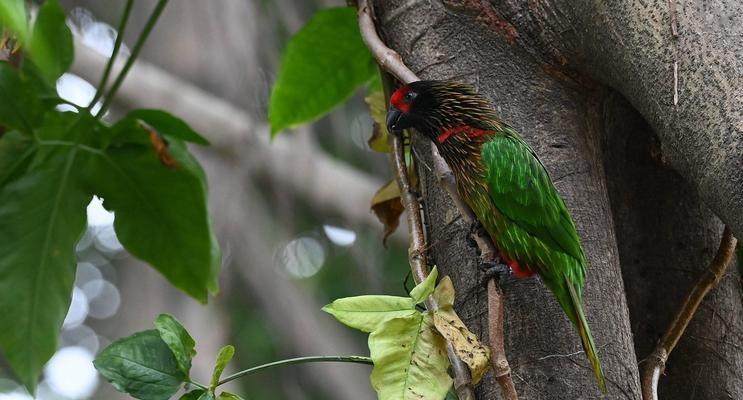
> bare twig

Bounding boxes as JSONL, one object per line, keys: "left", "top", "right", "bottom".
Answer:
{"left": 641, "top": 226, "right": 738, "bottom": 400}
{"left": 358, "top": 1, "right": 518, "bottom": 399}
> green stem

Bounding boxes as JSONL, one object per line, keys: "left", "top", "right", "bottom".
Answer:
{"left": 96, "top": 0, "right": 169, "bottom": 118}
{"left": 89, "top": 0, "right": 134, "bottom": 108}
{"left": 216, "top": 355, "right": 373, "bottom": 387}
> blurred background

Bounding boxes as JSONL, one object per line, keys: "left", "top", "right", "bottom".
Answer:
{"left": 0, "top": 1, "right": 410, "bottom": 399}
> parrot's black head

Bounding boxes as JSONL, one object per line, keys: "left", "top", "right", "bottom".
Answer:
{"left": 386, "top": 80, "right": 496, "bottom": 140}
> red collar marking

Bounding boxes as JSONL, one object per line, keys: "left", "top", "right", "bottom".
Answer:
{"left": 437, "top": 125, "right": 490, "bottom": 143}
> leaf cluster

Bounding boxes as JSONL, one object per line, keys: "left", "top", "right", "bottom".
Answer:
{"left": 95, "top": 314, "right": 242, "bottom": 400}
{"left": 324, "top": 267, "right": 490, "bottom": 400}
{"left": 0, "top": 0, "right": 219, "bottom": 392}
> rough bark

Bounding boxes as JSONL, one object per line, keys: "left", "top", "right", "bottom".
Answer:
{"left": 377, "top": 1, "right": 641, "bottom": 398}
{"left": 602, "top": 92, "right": 743, "bottom": 399}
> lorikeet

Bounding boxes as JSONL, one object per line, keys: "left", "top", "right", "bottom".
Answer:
{"left": 386, "top": 80, "right": 606, "bottom": 392}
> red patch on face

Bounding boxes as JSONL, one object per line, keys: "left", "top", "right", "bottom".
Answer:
{"left": 437, "top": 125, "right": 490, "bottom": 144}
{"left": 499, "top": 251, "right": 535, "bottom": 279}
{"left": 390, "top": 86, "right": 411, "bottom": 113}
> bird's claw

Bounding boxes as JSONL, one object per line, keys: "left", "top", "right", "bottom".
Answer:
{"left": 479, "top": 259, "right": 514, "bottom": 289}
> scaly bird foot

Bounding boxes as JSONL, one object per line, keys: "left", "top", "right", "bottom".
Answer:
{"left": 479, "top": 258, "right": 514, "bottom": 289}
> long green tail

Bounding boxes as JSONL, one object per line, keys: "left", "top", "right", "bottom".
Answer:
{"left": 565, "top": 278, "right": 607, "bottom": 393}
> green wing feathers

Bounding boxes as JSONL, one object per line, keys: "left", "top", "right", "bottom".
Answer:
{"left": 480, "top": 132, "right": 605, "bottom": 391}
{"left": 481, "top": 132, "right": 586, "bottom": 272}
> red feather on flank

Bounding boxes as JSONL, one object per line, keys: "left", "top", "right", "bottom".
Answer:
{"left": 499, "top": 251, "right": 535, "bottom": 279}
{"left": 390, "top": 86, "right": 411, "bottom": 112}
{"left": 437, "top": 125, "right": 490, "bottom": 144}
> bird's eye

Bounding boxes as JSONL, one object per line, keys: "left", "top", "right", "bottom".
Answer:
{"left": 404, "top": 91, "right": 416, "bottom": 103}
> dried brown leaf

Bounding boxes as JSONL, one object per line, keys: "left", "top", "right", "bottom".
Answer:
{"left": 433, "top": 276, "right": 491, "bottom": 383}
{"left": 370, "top": 179, "right": 403, "bottom": 245}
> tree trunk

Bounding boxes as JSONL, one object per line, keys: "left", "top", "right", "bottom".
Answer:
{"left": 602, "top": 92, "right": 743, "bottom": 399}
{"left": 376, "top": 0, "right": 742, "bottom": 398}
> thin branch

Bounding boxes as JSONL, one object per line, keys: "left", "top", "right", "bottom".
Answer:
{"left": 89, "top": 0, "right": 133, "bottom": 108}
{"left": 217, "top": 355, "right": 373, "bottom": 386}
{"left": 358, "top": 1, "right": 518, "bottom": 399}
{"left": 97, "top": 0, "right": 169, "bottom": 117}
{"left": 642, "top": 226, "right": 738, "bottom": 400}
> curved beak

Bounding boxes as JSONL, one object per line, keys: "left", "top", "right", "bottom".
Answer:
{"left": 386, "top": 106, "right": 403, "bottom": 132}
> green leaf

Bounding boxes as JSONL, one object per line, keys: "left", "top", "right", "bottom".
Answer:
{"left": 323, "top": 295, "right": 417, "bottom": 333}
{"left": 29, "top": 0, "right": 73, "bottom": 84}
{"left": 92, "top": 133, "right": 220, "bottom": 302}
{"left": 410, "top": 266, "right": 438, "bottom": 304}
{"left": 0, "top": 63, "right": 44, "bottom": 133}
{"left": 126, "top": 109, "right": 210, "bottom": 145}
{"left": 369, "top": 314, "right": 452, "bottom": 400}
{"left": 154, "top": 314, "right": 196, "bottom": 377}
{"left": 0, "top": 114, "right": 93, "bottom": 392}
{"left": 179, "top": 390, "right": 205, "bottom": 400}
{"left": 218, "top": 392, "right": 244, "bottom": 400}
{"left": 198, "top": 393, "right": 216, "bottom": 400}
{"left": 0, "top": 0, "right": 29, "bottom": 43}
{"left": 0, "top": 130, "right": 34, "bottom": 186}
{"left": 95, "top": 330, "right": 186, "bottom": 400}
{"left": 210, "top": 345, "right": 235, "bottom": 388}
{"left": 268, "top": 7, "right": 375, "bottom": 135}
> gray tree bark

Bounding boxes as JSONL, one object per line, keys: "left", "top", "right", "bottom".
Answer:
{"left": 602, "top": 92, "right": 743, "bottom": 399}
{"left": 377, "top": 0, "right": 742, "bottom": 399}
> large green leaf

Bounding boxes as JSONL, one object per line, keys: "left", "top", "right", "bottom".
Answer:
{"left": 92, "top": 135, "right": 220, "bottom": 302}
{"left": 28, "top": 0, "right": 73, "bottom": 84}
{"left": 0, "top": 63, "right": 44, "bottom": 133}
{"left": 0, "top": 116, "right": 93, "bottom": 391}
{"left": 125, "top": 109, "right": 209, "bottom": 145}
{"left": 369, "top": 314, "right": 452, "bottom": 400}
{"left": 323, "top": 295, "right": 417, "bottom": 333}
{"left": 154, "top": 314, "right": 196, "bottom": 377}
{"left": 268, "top": 7, "right": 375, "bottom": 135}
{"left": 0, "top": 130, "right": 34, "bottom": 186}
{"left": 0, "top": 0, "right": 29, "bottom": 43}
{"left": 94, "top": 330, "right": 186, "bottom": 400}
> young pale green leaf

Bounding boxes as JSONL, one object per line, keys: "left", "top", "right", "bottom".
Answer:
{"left": 217, "top": 392, "right": 244, "bottom": 400}
{"left": 29, "top": 0, "right": 73, "bottom": 84}
{"left": 432, "top": 277, "right": 490, "bottom": 383}
{"left": 197, "top": 393, "right": 216, "bottom": 400}
{"left": 126, "top": 109, "right": 209, "bottom": 145}
{"left": 154, "top": 314, "right": 197, "bottom": 377}
{"left": 0, "top": 63, "right": 44, "bottom": 133}
{"left": 323, "top": 295, "right": 417, "bottom": 333}
{"left": 91, "top": 133, "right": 220, "bottom": 302}
{"left": 179, "top": 390, "right": 205, "bottom": 400}
{"left": 0, "top": 0, "right": 29, "bottom": 43}
{"left": 410, "top": 266, "right": 438, "bottom": 304}
{"left": 210, "top": 345, "right": 235, "bottom": 388}
{"left": 369, "top": 314, "right": 452, "bottom": 400}
{"left": 268, "top": 7, "right": 375, "bottom": 136}
{"left": 94, "top": 330, "right": 186, "bottom": 400}
{"left": 0, "top": 114, "right": 93, "bottom": 392}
